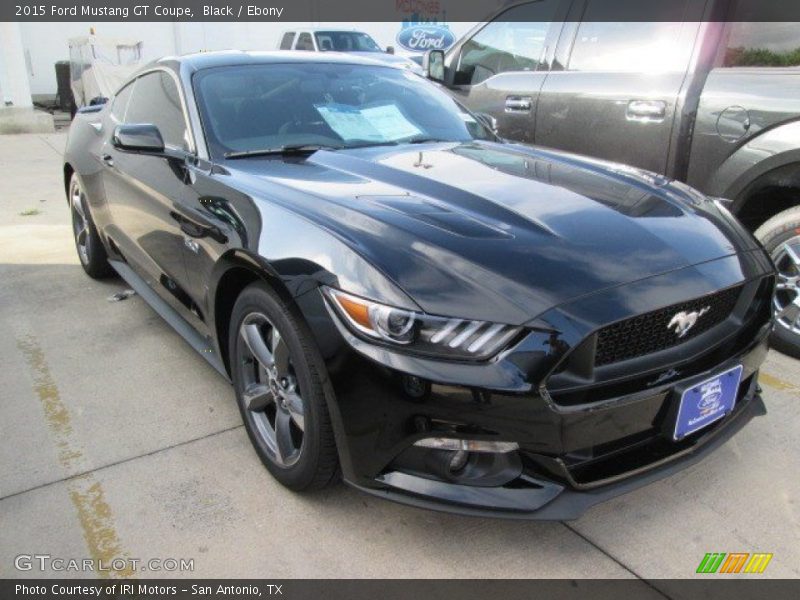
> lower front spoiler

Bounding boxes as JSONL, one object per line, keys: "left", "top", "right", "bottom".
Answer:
{"left": 345, "top": 393, "right": 766, "bottom": 521}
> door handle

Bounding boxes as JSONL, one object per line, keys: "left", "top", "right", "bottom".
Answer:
{"left": 101, "top": 154, "right": 114, "bottom": 167}
{"left": 170, "top": 209, "right": 228, "bottom": 244}
{"left": 505, "top": 96, "right": 532, "bottom": 113}
{"left": 626, "top": 100, "right": 667, "bottom": 121}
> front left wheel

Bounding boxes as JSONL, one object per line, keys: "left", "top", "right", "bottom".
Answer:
{"left": 229, "top": 281, "right": 339, "bottom": 491}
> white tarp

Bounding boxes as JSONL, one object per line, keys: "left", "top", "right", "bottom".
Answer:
{"left": 68, "top": 35, "right": 142, "bottom": 106}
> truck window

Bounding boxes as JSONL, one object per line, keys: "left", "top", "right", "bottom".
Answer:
{"left": 722, "top": 23, "right": 800, "bottom": 67}
{"left": 295, "top": 33, "right": 314, "bottom": 51}
{"left": 279, "top": 32, "right": 295, "bottom": 50}
{"left": 568, "top": 0, "right": 692, "bottom": 72}
{"left": 456, "top": 0, "right": 559, "bottom": 86}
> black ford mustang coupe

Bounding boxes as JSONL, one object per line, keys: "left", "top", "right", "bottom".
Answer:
{"left": 64, "top": 52, "right": 775, "bottom": 519}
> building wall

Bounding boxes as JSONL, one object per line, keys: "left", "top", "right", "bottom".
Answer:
{"left": 18, "top": 21, "right": 476, "bottom": 98}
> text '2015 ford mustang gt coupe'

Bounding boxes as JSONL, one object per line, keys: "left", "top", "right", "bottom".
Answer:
{"left": 63, "top": 51, "right": 775, "bottom": 519}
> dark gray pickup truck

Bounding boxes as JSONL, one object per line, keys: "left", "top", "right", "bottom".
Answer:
{"left": 425, "top": 0, "right": 800, "bottom": 356}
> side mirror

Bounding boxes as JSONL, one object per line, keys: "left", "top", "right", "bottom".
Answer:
{"left": 386, "top": 46, "right": 395, "bottom": 55}
{"left": 423, "top": 49, "right": 445, "bottom": 83}
{"left": 112, "top": 124, "right": 165, "bottom": 154}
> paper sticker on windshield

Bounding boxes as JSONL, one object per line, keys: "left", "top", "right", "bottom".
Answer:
{"left": 315, "top": 103, "right": 421, "bottom": 142}
{"left": 360, "top": 104, "right": 422, "bottom": 140}
{"left": 315, "top": 104, "right": 383, "bottom": 142}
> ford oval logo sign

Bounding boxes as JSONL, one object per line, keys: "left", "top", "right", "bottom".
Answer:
{"left": 396, "top": 25, "right": 455, "bottom": 52}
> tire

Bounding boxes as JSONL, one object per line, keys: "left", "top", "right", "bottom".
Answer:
{"left": 754, "top": 206, "right": 800, "bottom": 359}
{"left": 229, "top": 281, "right": 339, "bottom": 490}
{"left": 68, "top": 173, "right": 114, "bottom": 279}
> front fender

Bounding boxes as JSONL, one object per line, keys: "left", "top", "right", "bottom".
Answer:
{"left": 206, "top": 198, "right": 422, "bottom": 374}
{"left": 210, "top": 199, "right": 421, "bottom": 310}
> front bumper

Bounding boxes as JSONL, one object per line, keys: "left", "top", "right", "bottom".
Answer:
{"left": 296, "top": 252, "right": 775, "bottom": 520}
{"left": 321, "top": 305, "right": 770, "bottom": 520}
{"left": 350, "top": 389, "right": 765, "bottom": 521}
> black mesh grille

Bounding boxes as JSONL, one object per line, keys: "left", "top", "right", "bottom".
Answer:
{"left": 594, "top": 285, "right": 742, "bottom": 367}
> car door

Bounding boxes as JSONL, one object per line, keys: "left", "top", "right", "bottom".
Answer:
{"left": 100, "top": 69, "right": 199, "bottom": 321}
{"left": 442, "top": 0, "right": 568, "bottom": 143}
{"left": 534, "top": 0, "right": 706, "bottom": 175}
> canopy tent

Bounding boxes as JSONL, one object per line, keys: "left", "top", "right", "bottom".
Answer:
{"left": 68, "top": 35, "right": 143, "bottom": 108}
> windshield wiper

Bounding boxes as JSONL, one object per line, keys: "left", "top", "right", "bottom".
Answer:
{"left": 224, "top": 144, "right": 338, "bottom": 159}
{"left": 342, "top": 140, "right": 401, "bottom": 150}
{"left": 407, "top": 137, "right": 450, "bottom": 145}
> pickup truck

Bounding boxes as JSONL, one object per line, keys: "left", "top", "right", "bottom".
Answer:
{"left": 277, "top": 28, "right": 423, "bottom": 75}
{"left": 424, "top": 0, "right": 800, "bottom": 357}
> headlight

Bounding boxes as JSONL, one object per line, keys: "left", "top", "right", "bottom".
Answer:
{"left": 324, "top": 287, "right": 521, "bottom": 360}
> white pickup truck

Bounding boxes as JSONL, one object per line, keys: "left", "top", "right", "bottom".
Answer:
{"left": 277, "top": 28, "right": 423, "bottom": 75}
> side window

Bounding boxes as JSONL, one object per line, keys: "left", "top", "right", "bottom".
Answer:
{"left": 124, "top": 72, "right": 189, "bottom": 150}
{"left": 316, "top": 33, "right": 335, "bottom": 51}
{"left": 457, "top": 0, "right": 559, "bottom": 86}
{"left": 568, "top": 0, "right": 692, "bottom": 72}
{"left": 279, "top": 32, "right": 295, "bottom": 50}
{"left": 295, "top": 33, "right": 314, "bottom": 51}
{"left": 722, "top": 22, "right": 800, "bottom": 67}
{"left": 110, "top": 82, "right": 135, "bottom": 122}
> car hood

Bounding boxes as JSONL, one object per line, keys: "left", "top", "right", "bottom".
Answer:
{"left": 227, "top": 141, "right": 753, "bottom": 324}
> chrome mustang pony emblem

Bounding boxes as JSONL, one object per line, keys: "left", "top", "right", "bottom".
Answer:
{"left": 667, "top": 306, "right": 710, "bottom": 338}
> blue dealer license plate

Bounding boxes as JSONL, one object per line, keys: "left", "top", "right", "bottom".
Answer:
{"left": 673, "top": 365, "right": 743, "bottom": 440}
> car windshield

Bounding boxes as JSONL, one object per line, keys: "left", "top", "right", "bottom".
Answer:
{"left": 314, "top": 31, "right": 382, "bottom": 52}
{"left": 193, "top": 63, "right": 494, "bottom": 159}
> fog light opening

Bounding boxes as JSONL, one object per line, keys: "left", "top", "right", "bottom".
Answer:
{"left": 394, "top": 437, "right": 523, "bottom": 487}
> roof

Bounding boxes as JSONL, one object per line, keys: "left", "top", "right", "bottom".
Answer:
{"left": 283, "top": 27, "right": 365, "bottom": 33}
{"left": 158, "top": 50, "right": 395, "bottom": 72}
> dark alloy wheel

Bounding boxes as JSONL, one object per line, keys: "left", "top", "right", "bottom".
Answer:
{"left": 68, "top": 174, "right": 114, "bottom": 279}
{"left": 237, "top": 312, "right": 306, "bottom": 467}
{"left": 229, "top": 282, "right": 339, "bottom": 490}
{"left": 70, "top": 176, "right": 91, "bottom": 266}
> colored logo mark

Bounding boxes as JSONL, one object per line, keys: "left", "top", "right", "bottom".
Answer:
{"left": 696, "top": 552, "right": 773, "bottom": 574}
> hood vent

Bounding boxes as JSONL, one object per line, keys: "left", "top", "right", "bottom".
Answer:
{"left": 357, "top": 195, "right": 513, "bottom": 240}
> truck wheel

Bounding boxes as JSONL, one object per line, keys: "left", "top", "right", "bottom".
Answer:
{"left": 755, "top": 206, "right": 800, "bottom": 358}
